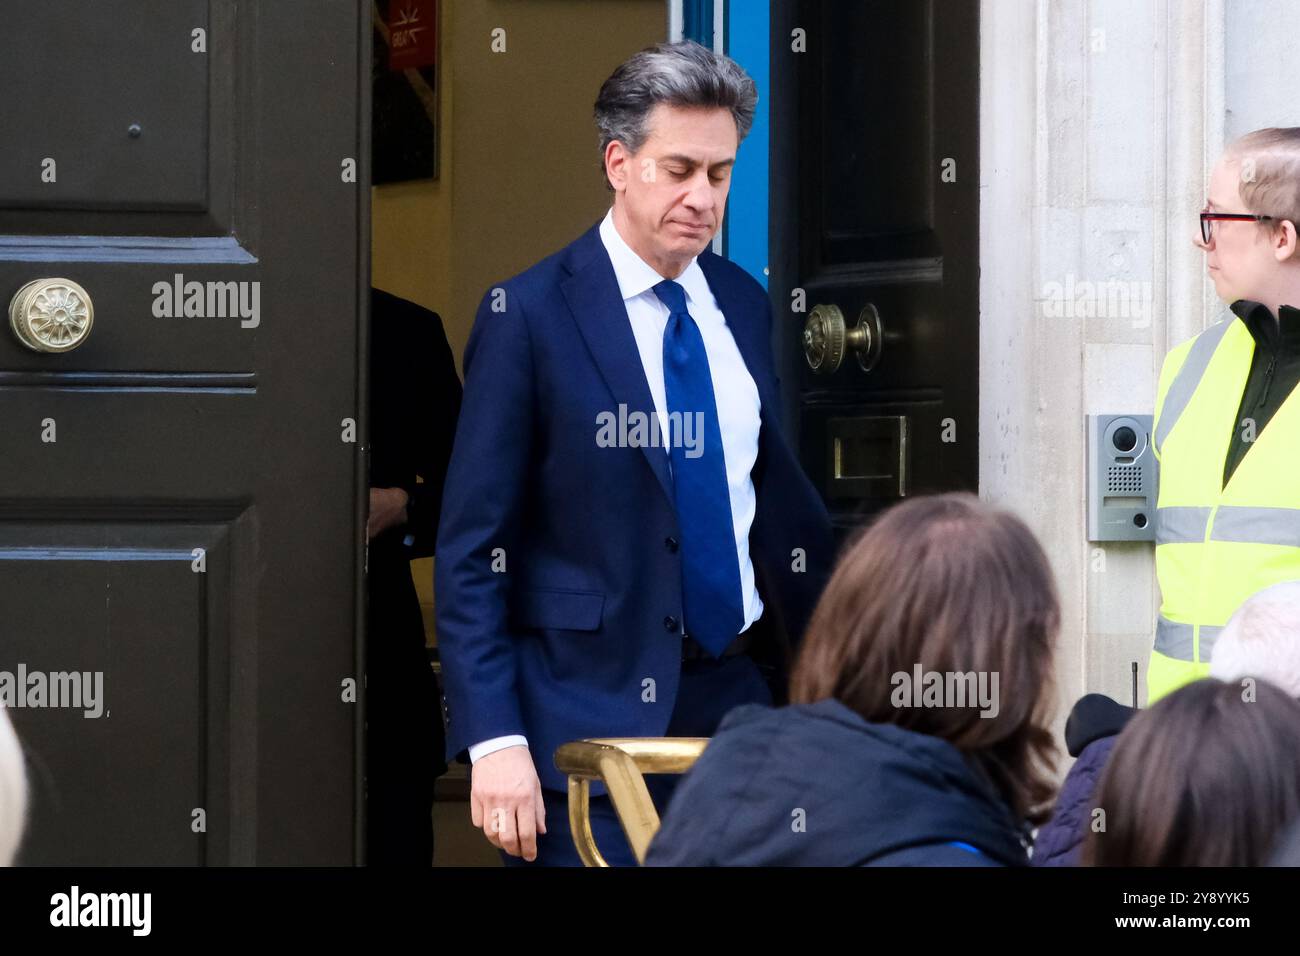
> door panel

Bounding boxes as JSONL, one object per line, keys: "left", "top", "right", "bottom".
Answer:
{"left": 770, "top": 0, "right": 979, "bottom": 535}
{"left": 0, "top": 1, "right": 210, "bottom": 211}
{"left": 0, "top": 0, "right": 366, "bottom": 865}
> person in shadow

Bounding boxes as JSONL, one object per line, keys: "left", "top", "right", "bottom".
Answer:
{"left": 366, "top": 287, "right": 462, "bottom": 865}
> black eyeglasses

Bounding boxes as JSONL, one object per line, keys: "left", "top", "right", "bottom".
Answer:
{"left": 1200, "top": 210, "right": 1274, "bottom": 244}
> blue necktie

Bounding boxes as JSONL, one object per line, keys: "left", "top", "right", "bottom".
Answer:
{"left": 652, "top": 279, "right": 745, "bottom": 656}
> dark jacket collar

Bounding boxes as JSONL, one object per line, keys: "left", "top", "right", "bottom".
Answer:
{"left": 667, "top": 698, "right": 1034, "bottom": 866}
{"left": 1230, "top": 299, "right": 1300, "bottom": 353}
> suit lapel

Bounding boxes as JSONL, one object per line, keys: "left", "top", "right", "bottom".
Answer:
{"left": 698, "top": 252, "right": 780, "bottom": 422}
{"left": 560, "top": 225, "right": 675, "bottom": 506}
{"left": 559, "top": 228, "right": 780, "bottom": 508}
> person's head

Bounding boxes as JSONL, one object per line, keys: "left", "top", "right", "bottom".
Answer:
{"left": 1210, "top": 580, "right": 1300, "bottom": 697}
{"left": 0, "top": 706, "right": 27, "bottom": 866}
{"left": 1084, "top": 678, "right": 1300, "bottom": 866}
{"left": 594, "top": 40, "right": 757, "bottom": 278}
{"left": 1198, "top": 128, "right": 1300, "bottom": 309}
{"left": 789, "top": 493, "right": 1061, "bottom": 823}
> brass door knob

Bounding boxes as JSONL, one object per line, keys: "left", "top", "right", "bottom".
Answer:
{"left": 803, "top": 302, "right": 883, "bottom": 374}
{"left": 8, "top": 278, "right": 95, "bottom": 352}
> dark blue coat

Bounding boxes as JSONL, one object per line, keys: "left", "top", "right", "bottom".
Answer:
{"left": 434, "top": 221, "right": 836, "bottom": 790}
{"left": 644, "top": 698, "right": 1033, "bottom": 866}
{"left": 1032, "top": 694, "right": 1135, "bottom": 867}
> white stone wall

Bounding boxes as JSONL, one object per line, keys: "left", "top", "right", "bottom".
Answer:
{"left": 1226, "top": 0, "right": 1300, "bottom": 139}
{"left": 979, "top": 0, "right": 1238, "bottom": 726}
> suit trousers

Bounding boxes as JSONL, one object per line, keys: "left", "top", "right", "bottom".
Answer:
{"left": 500, "top": 648, "right": 774, "bottom": 867}
{"left": 366, "top": 554, "right": 447, "bottom": 866}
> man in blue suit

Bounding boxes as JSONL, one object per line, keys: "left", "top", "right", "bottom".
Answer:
{"left": 435, "top": 40, "right": 835, "bottom": 866}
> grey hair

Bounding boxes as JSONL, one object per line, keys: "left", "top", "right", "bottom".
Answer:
{"left": 593, "top": 40, "right": 757, "bottom": 190}
{"left": 1210, "top": 580, "right": 1300, "bottom": 697}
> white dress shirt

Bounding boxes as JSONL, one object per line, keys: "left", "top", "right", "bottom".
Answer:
{"left": 468, "top": 209, "right": 764, "bottom": 764}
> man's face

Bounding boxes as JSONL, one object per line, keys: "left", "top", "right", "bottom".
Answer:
{"left": 1200, "top": 158, "right": 1282, "bottom": 303}
{"left": 605, "top": 103, "right": 738, "bottom": 277}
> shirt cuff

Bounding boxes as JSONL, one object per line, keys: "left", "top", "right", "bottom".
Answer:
{"left": 468, "top": 735, "right": 529, "bottom": 764}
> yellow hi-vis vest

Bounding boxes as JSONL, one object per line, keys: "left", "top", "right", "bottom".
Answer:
{"left": 1150, "top": 313, "right": 1300, "bottom": 702}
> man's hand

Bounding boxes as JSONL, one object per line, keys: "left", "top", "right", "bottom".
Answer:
{"left": 366, "top": 486, "right": 409, "bottom": 541}
{"left": 470, "top": 745, "right": 546, "bottom": 860}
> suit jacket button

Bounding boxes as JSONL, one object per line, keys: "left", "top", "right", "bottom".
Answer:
{"left": 665, "top": 536, "right": 679, "bottom": 553}
{"left": 664, "top": 616, "right": 679, "bottom": 632}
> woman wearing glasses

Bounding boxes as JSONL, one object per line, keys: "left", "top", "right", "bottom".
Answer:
{"left": 1149, "top": 127, "right": 1300, "bottom": 703}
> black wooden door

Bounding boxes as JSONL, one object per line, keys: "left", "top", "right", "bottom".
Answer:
{"left": 0, "top": 0, "right": 367, "bottom": 865}
{"left": 770, "top": 0, "right": 980, "bottom": 536}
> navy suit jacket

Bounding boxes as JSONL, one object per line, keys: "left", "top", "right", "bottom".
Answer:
{"left": 435, "top": 219, "right": 836, "bottom": 790}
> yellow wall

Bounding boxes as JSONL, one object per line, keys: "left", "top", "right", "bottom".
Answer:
{"left": 371, "top": 0, "right": 666, "bottom": 629}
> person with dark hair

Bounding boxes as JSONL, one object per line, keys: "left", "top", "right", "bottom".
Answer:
{"left": 646, "top": 492, "right": 1059, "bottom": 866}
{"left": 1084, "top": 678, "right": 1300, "bottom": 866}
{"left": 435, "top": 40, "right": 834, "bottom": 866}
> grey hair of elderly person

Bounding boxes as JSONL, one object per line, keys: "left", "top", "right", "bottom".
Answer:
{"left": 1211, "top": 580, "right": 1300, "bottom": 697}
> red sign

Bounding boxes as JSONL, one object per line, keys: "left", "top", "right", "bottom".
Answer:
{"left": 386, "top": 0, "right": 437, "bottom": 72}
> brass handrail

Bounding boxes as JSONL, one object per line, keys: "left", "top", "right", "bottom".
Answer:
{"left": 553, "top": 737, "right": 709, "bottom": 866}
